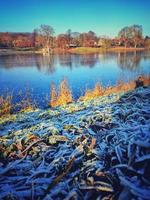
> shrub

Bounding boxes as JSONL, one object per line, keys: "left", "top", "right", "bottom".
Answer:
{"left": 0, "top": 94, "right": 12, "bottom": 117}
{"left": 50, "top": 79, "right": 73, "bottom": 107}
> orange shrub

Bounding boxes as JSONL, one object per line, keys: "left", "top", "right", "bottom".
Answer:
{"left": 50, "top": 79, "right": 73, "bottom": 107}
{"left": 79, "top": 75, "right": 150, "bottom": 102}
{"left": 79, "top": 83, "right": 104, "bottom": 101}
{"left": 93, "top": 83, "right": 104, "bottom": 97}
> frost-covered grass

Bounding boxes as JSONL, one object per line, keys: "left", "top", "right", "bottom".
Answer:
{"left": 0, "top": 86, "right": 150, "bottom": 199}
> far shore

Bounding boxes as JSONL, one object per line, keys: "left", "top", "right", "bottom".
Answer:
{"left": 0, "top": 47, "right": 147, "bottom": 56}
{"left": 68, "top": 47, "right": 146, "bottom": 54}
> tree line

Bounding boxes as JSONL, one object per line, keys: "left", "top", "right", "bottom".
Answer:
{"left": 0, "top": 24, "right": 150, "bottom": 49}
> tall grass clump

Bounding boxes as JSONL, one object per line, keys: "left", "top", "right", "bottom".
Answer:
{"left": 50, "top": 79, "right": 73, "bottom": 107}
{"left": 0, "top": 87, "right": 36, "bottom": 118}
{"left": 79, "top": 83, "right": 104, "bottom": 101}
{"left": 0, "top": 94, "right": 12, "bottom": 117}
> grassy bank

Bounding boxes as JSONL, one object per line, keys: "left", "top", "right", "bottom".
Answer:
{"left": 68, "top": 47, "right": 146, "bottom": 54}
{"left": 68, "top": 47, "right": 106, "bottom": 54}
{"left": 108, "top": 46, "right": 145, "bottom": 52}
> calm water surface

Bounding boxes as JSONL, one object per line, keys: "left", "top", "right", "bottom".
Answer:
{"left": 0, "top": 51, "right": 150, "bottom": 107}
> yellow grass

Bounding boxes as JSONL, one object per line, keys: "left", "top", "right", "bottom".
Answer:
{"left": 1, "top": 75, "right": 150, "bottom": 116}
{"left": 0, "top": 88, "right": 36, "bottom": 118}
{"left": 68, "top": 47, "right": 106, "bottom": 54}
{"left": 68, "top": 47, "right": 145, "bottom": 54}
{"left": 50, "top": 79, "right": 73, "bottom": 107}
{"left": 0, "top": 94, "right": 12, "bottom": 117}
{"left": 79, "top": 75, "right": 150, "bottom": 101}
{"left": 108, "top": 47, "right": 145, "bottom": 52}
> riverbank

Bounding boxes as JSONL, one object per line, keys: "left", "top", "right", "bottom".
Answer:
{"left": 0, "top": 47, "right": 146, "bottom": 55}
{"left": 0, "top": 85, "right": 150, "bottom": 199}
{"left": 68, "top": 47, "right": 146, "bottom": 54}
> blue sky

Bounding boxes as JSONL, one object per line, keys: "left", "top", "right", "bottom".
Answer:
{"left": 0, "top": 0, "right": 150, "bottom": 37}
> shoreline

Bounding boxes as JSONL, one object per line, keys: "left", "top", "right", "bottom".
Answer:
{"left": 68, "top": 47, "right": 146, "bottom": 54}
{"left": 0, "top": 47, "right": 147, "bottom": 56}
{"left": 1, "top": 75, "right": 150, "bottom": 116}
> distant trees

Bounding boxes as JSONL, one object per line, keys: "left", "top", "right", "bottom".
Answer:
{"left": 66, "top": 29, "right": 72, "bottom": 46}
{"left": 0, "top": 32, "right": 34, "bottom": 48}
{"left": 79, "top": 31, "right": 97, "bottom": 47}
{"left": 118, "top": 25, "right": 143, "bottom": 48}
{"left": 0, "top": 24, "right": 149, "bottom": 50}
{"left": 71, "top": 32, "right": 81, "bottom": 47}
{"left": 0, "top": 32, "right": 13, "bottom": 47}
{"left": 56, "top": 30, "right": 98, "bottom": 48}
{"left": 33, "top": 25, "right": 55, "bottom": 54}
{"left": 13, "top": 34, "right": 33, "bottom": 48}
{"left": 144, "top": 36, "right": 150, "bottom": 49}
{"left": 56, "top": 34, "right": 69, "bottom": 49}
{"left": 98, "top": 37, "right": 111, "bottom": 48}
{"left": 39, "top": 25, "right": 55, "bottom": 48}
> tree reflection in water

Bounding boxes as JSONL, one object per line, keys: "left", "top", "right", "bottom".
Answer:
{"left": 98, "top": 51, "right": 146, "bottom": 71}
{"left": 0, "top": 51, "right": 148, "bottom": 73}
{"left": 0, "top": 53, "right": 99, "bottom": 72}
{"left": 117, "top": 51, "right": 142, "bottom": 71}
{"left": 35, "top": 54, "right": 55, "bottom": 74}
{"left": 57, "top": 53, "right": 99, "bottom": 69}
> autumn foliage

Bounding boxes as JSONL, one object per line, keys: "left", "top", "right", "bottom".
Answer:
{"left": 0, "top": 24, "right": 149, "bottom": 50}
{"left": 79, "top": 75, "right": 150, "bottom": 101}
{"left": 50, "top": 75, "right": 150, "bottom": 107}
{"left": 0, "top": 88, "right": 36, "bottom": 117}
{"left": 0, "top": 94, "right": 12, "bottom": 117}
{"left": 80, "top": 83, "right": 104, "bottom": 101}
{"left": 1, "top": 76, "right": 150, "bottom": 116}
{"left": 50, "top": 79, "right": 73, "bottom": 107}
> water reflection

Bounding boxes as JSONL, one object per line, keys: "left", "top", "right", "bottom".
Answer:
{"left": 0, "top": 51, "right": 149, "bottom": 73}
{"left": 117, "top": 51, "right": 141, "bottom": 71}
{"left": 57, "top": 54, "right": 99, "bottom": 69}
{"left": 35, "top": 55, "right": 55, "bottom": 74}
{"left": 98, "top": 51, "right": 148, "bottom": 71}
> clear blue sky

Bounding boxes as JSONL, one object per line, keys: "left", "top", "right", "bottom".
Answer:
{"left": 0, "top": 0, "right": 150, "bottom": 37}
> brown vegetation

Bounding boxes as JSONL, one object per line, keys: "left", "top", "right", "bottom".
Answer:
{"left": 0, "top": 24, "right": 149, "bottom": 53}
{"left": 79, "top": 83, "right": 104, "bottom": 101}
{"left": 50, "top": 79, "right": 73, "bottom": 107}
{"left": 50, "top": 75, "right": 150, "bottom": 106}
{"left": 0, "top": 88, "right": 36, "bottom": 118}
{"left": 79, "top": 75, "right": 150, "bottom": 101}
{"left": 1, "top": 76, "right": 150, "bottom": 117}
{"left": 0, "top": 94, "right": 12, "bottom": 117}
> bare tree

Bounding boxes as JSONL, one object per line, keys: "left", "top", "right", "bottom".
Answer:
{"left": 118, "top": 25, "right": 143, "bottom": 48}
{"left": 39, "top": 24, "right": 55, "bottom": 53}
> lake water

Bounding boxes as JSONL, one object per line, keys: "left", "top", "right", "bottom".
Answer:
{"left": 0, "top": 51, "right": 150, "bottom": 107}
